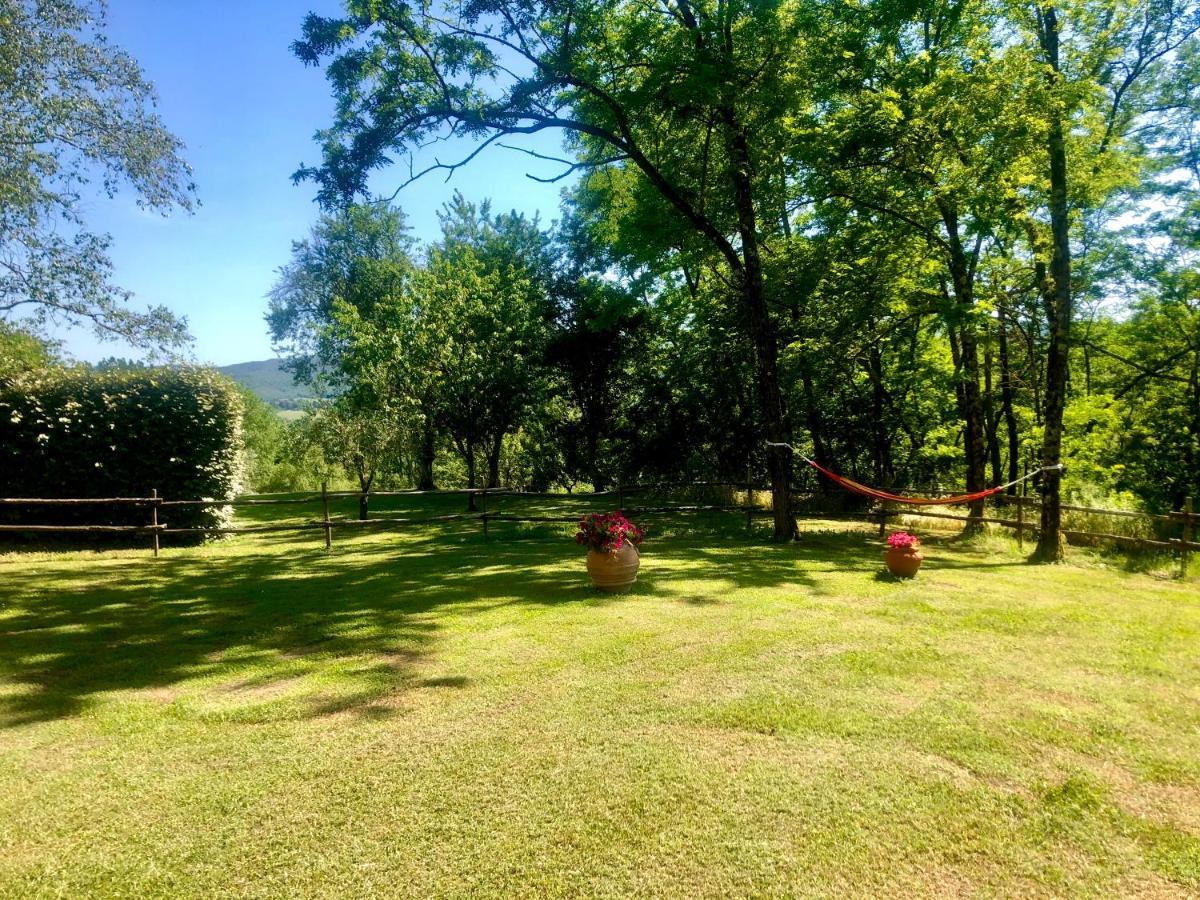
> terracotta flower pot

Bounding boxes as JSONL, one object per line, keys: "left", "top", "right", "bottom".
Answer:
{"left": 586, "top": 542, "right": 640, "bottom": 592}
{"left": 884, "top": 546, "right": 923, "bottom": 578}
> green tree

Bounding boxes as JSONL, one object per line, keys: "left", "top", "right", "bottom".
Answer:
{"left": 1011, "top": 0, "right": 1198, "bottom": 559}
{"left": 337, "top": 248, "right": 550, "bottom": 495}
{"left": 774, "top": 210, "right": 964, "bottom": 495}
{"left": 1, "top": 0, "right": 194, "bottom": 347}
{"left": 267, "top": 202, "right": 415, "bottom": 386}
{"left": 544, "top": 203, "right": 648, "bottom": 491}
{"left": 300, "top": 391, "right": 408, "bottom": 519}
{"left": 811, "top": 0, "right": 1044, "bottom": 529}
{"left": 292, "top": 0, "right": 820, "bottom": 540}
{"left": 547, "top": 274, "right": 645, "bottom": 491}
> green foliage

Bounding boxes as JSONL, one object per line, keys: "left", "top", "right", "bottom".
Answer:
{"left": 0, "top": 323, "right": 59, "bottom": 378}
{"left": 0, "top": 367, "right": 243, "bottom": 532}
{"left": 254, "top": 418, "right": 342, "bottom": 494}
{"left": 0, "top": 0, "right": 194, "bottom": 348}
{"left": 321, "top": 196, "right": 556, "bottom": 491}
{"left": 267, "top": 202, "right": 414, "bottom": 385}
{"left": 234, "top": 386, "right": 290, "bottom": 494}
{"left": 282, "top": 0, "right": 1200, "bottom": 520}
{"left": 296, "top": 394, "right": 408, "bottom": 498}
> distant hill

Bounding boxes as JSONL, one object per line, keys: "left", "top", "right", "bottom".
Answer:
{"left": 217, "top": 359, "right": 311, "bottom": 412}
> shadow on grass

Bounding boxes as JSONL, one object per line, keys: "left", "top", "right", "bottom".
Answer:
{"left": 0, "top": 533, "right": 572, "bottom": 727}
{"left": 0, "top": 510, "right": 1012, "bottom": 728}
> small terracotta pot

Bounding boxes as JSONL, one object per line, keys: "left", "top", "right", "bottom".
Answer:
{"left": 884, "top": 546, "right": 923, "bottom": 578}
{"left": 586, "top": 542, "right": 640, "bottom": 592}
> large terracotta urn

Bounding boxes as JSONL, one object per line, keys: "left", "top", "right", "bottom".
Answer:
{"left": 884, "top": 545, "right": 923, "bottom": 578}
{"left": 586, "top": 542, "right": 640, "bottom": 592}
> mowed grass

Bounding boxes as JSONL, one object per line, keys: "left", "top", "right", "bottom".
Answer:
{"left": 0, "top": 495, "right": 1198, "bottom": 898}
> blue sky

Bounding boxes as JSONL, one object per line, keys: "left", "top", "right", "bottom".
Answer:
{"left": 66, "top": 0, "right": 572, "bottom": 366}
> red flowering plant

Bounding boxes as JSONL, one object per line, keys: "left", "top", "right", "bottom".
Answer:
{"left": 886, "top": 531, "right": 920, "bottom": 550}
{"left": 575, "top": 511, "right": 646, "bottom": 554}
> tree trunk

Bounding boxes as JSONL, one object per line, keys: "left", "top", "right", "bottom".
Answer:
{"left": 1034, "top": 5, "right": 1071, "bottom": 563}
{"left": 485, "top": 431, "right": 505, "bottom": 489}
{"left": 586, "top": 412, "right": 606, "bottom": 492}
{"left": 946, "top": 324, "right": 988, "bottom": 531}
{"left": 800, "top": 361, "right": 834, "bottom": 481}
{"left": 866, "top": 343, "right": 894, "bottom": 487}
{"left": 787, "top": 295, "right": 832, "bottom": 489}
{"left": 984, "top": 329, "right": 1003, "bottom": 487}
{"left": 957, "top": 326, "right": 989, "bottom": 531}
{"left": 938, "top": 202, "right": 988, "bottom": 532}
{"left": 417, "top": 420, "right": 436, "bottom": 491}
{"left": 357, "top": 469, "right": 373, "bottom": 520}
{"left": 722, "top": 108, "right": 795, "bottom": 541}
{"left": 998, "top": 305, "right": 1020, "bottom": 490}
{"left": 456, "top": 438, "right": 478, "bottom": 512}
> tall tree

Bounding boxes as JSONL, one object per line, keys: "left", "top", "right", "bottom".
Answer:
{"left": 1015, "top": 0, "right": 1198, "bottom": 560}
{"left": 547, "top": 274, "right": 645, "bottom": 492}
{"left": 1, "top": 0, "right": 194, "bottom": 348}
{"left": 548, "top": 201, "right": 648, "bottom": 491}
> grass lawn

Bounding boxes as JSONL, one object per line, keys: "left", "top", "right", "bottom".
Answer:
{"left": 1, "top": 495, "right": 1198, "bottom": 897}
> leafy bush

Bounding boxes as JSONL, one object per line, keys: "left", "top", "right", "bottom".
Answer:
{"left": 234, "top": 385, "right": 295, "bottom": 493}
{"left": 0, "top": 367, "right": 244, "bottom": 535}
{"left": 1059, "top": 480, "right": 1160, "bottom": 545}
{"left": 0, "top": 324, "right": 59, "bottom": 379}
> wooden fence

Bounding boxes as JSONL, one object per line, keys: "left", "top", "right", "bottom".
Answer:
{"left": 838, "top": 491, "right": 1197, "bottom": 577}
{"left": 1, "top": 481, "right": 1195, "bottom": 576}
{"left": 0, "top": 482, "right": 754, "bottom": 557}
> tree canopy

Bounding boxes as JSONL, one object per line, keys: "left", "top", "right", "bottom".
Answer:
{"left": 0, "top": 0, "right": 195, "bottom": 349}
{"left": 278, "top": 0, "right": 1200, "bottom": 554}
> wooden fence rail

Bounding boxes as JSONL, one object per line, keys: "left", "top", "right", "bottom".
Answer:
{"left": 0, "top": 482, "right": 1195, "bottom": 575}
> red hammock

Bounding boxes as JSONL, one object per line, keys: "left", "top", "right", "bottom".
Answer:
{"left": 765, "top": 443, "right": 1056, "bottom": 506}
{"left": 802, "top": 458, "right": 1014, "bottom": 506}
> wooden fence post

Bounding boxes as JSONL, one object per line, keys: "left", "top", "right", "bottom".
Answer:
{"left": 1015, "top": 491, "right": 1025, "bottom": 550}
{"left": 877, "top": 501, "right": 888, "bottom": 538}
{"left": 481, "top": 489, "right": 489, "bottom": 538}
{"left": 1181, "top": 496, "right": 1194, "bottom": 579}
{"left": 321, "top": 480, "right": 332, "bottom": 550}
{"left": 150, "top": 488, "right": 160, "bottom": 558}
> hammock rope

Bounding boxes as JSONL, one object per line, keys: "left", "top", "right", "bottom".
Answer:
{"left": 765, "top": 443, "right": 1061, "bottom": 506}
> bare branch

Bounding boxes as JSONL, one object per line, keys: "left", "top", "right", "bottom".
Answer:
{"left": 496, "top": 141, "right": 630, "bottom": 181}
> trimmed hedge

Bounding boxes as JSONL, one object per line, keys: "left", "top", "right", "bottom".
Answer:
{"left": 0, "top": 367, "right": 244, "bottom": 535}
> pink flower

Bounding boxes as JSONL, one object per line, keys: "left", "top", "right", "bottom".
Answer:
{"left": 887, "top": 531, "right": 920, "bottom": 550}
{"left": 574, "top": 511, "right": 646, "bottom": 553}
